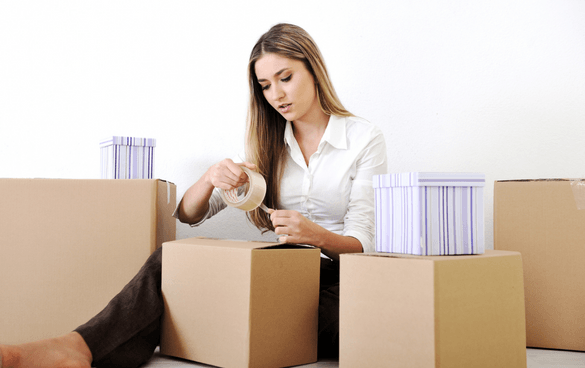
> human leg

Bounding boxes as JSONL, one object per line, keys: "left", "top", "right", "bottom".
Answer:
{"left": 0, "top": 332, "right": 92, "bottom": 368}
{"left": 75, "top": 246, "right": 164, "bottom": 367}
{"left": 86, "top": 318, "right": 161, "bottom": 368}
{"left": 317, "top": 257, "right": 340, "bottom": 359}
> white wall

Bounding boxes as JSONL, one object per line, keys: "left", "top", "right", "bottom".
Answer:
{"left": 1, "top": 0, "right": 584, "bottom": 248}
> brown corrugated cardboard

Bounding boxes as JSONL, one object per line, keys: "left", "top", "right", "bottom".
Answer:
{"left": 160, "top": 237, "right": 321, "bottom": 368}
{"left": 494, "top": 179, "right": 585, "bottom": 351}
{"left": 0, "top": 179, "right": 176, "bottom": 344}
{"left": 339, "top": 250, "right": 526, "bottom": 368}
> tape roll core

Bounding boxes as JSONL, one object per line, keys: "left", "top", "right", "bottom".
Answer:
{"left": 218, "top": 166, "right": 267, "bottom": 211}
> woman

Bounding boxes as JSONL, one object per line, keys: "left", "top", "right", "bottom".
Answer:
{"left": 0, "top": 23, "right": 387, "bottom": 368}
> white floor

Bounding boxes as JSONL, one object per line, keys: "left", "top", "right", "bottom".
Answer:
{"left": 527, "top": 348, "right": 585, "bottom": 368}
{"left": 141, "top": 348, "right": 585, "bottom": 367}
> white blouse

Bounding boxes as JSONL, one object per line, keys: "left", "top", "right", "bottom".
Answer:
{"left": 179, "top": 115, "right": 388, "bottom": 253}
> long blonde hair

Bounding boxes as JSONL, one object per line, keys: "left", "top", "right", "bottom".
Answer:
{"left": 246, "top": 23, "right": 351, "bottom": 231}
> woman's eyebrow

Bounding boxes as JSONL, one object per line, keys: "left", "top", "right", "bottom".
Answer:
{"left": 257, "top": 68, "right": 290, "bottom": 83}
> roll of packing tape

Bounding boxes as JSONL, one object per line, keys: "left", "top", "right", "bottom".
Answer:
{"left": 219, "top": 166, "right": 267, "bottom": 211}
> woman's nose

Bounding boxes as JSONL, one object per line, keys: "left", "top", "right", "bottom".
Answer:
{"left": 271, "top": 84, "right": 285, "bottom": 101}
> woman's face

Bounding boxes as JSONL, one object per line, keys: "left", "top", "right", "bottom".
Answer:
{"left": 255, "top": 53, "right": 320, "bottom": 123}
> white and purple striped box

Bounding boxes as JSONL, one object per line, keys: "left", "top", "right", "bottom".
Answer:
{"left": 373, "top": 172, "right": 485, "bottom": 255}
{"left": 100, "top": 136, "right": 156, "bottom": 179}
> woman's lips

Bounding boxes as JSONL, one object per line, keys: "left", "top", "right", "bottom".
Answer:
{"left": 279, "top": 103, "right": 291, "bottom": 113}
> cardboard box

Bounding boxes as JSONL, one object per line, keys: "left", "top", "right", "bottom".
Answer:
{"left": 0, "top": 179, "right": 176, "bottom": 344}
{"left": 100, "top": 136, "right": 156, "bottom": 179}
{"left": 339, "top": 250, "right": 526, "bottom": 368}
{"left": 373, "top": 172, "right": 485, "bottom": 255}
{"left": 494, "top": 179, "right": 585, "bottom": 351}
{"left": 160, "top": 237, "right": 321, "bottom": 368}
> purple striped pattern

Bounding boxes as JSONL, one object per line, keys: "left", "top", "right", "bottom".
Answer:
{"left": 100, "top": 136, "right": 156, "bottom": 179}
{"left": 373, "top": 172, "right": 485, "bottom": 255}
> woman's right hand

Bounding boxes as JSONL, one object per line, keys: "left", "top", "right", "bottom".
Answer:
{"left": 205, "top": 159, "right": 257, "bottom": 191}
{"left": 178, "top": 159, "right": 256, "bottom": 224}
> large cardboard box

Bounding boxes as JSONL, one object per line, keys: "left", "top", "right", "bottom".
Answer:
{"left": 373, "top": 172, "right": 485, "bottom": 255}
{"left": 0, "top": 179, "right": 176, "bottom": 344}
{"left": 494, "top": 179, "right": 585, "bottom": 351}
{"left": 340, "top": 250, "right": 526, "bottom": 368}
{"left": 160, "top": 237, "right": 321, "bottom": 368}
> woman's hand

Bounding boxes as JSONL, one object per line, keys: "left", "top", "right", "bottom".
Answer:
{"left": 178, "top": 159, "right": 256, "bottom": 225}
{"left": 268, "top": 209, "right": 363, "bottom": 261}
{"left": 269, "top": 209, "right": 324, "bottom": 247}
{"left": 205, "top": 159, "right": 257, "bottom": 191}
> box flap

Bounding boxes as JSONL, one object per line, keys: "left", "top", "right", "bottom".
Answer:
{"left": 496, "top": 178, "right": 585, "bottom": 211}
{"left": 374, "top": 172, "right": 485, "bottom": 188}
{"left": 166, "top": 237, "right": 285, "bottom": 250}
{"left": 496, "top": 178, "right": 573, "bottom": 182}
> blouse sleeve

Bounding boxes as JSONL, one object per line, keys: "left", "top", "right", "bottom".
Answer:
{"left": 343, "top": 127, "right": 388, "bottom": 253}
{"left": 172, "top": 152, "right": 246, "bottom": 226}
{"left": 172, "top": 188, "right": 227, "bottom": 227}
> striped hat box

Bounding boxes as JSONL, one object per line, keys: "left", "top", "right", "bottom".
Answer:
{"left": 373, "top": 172, "right": 485, "bottom": 255}
{"left": 100, "top": 136, "right": 156, "bottom": 179}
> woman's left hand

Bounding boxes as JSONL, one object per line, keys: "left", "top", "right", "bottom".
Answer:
{"left": 268, "top": 209, "right": 324, "bottom": 247}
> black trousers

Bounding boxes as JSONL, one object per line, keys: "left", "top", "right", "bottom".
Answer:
{"left": 75, "top": 246, "right": 340, "bottom": 368}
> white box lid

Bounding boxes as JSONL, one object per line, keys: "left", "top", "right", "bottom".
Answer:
{"left": 100, "top": 136, "right": 156, "bottom": 148}
{"left": 373, "top": 172, "right": 485, "bottom": 188}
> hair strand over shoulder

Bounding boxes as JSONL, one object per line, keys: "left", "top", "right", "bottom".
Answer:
{"left": 245, "top": 23, "right": 351, "bottom": 232}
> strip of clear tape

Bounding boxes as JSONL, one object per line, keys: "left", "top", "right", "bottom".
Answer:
{"left": 570, "top": 179, "right": 585, "bottom": 210}
{"left": 219, "top": 167, "right": 267, "bottom": 212}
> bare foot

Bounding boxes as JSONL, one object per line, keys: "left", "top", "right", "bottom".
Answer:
{"left": 0, "top": 332, "right": 92, "bottom": 368}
